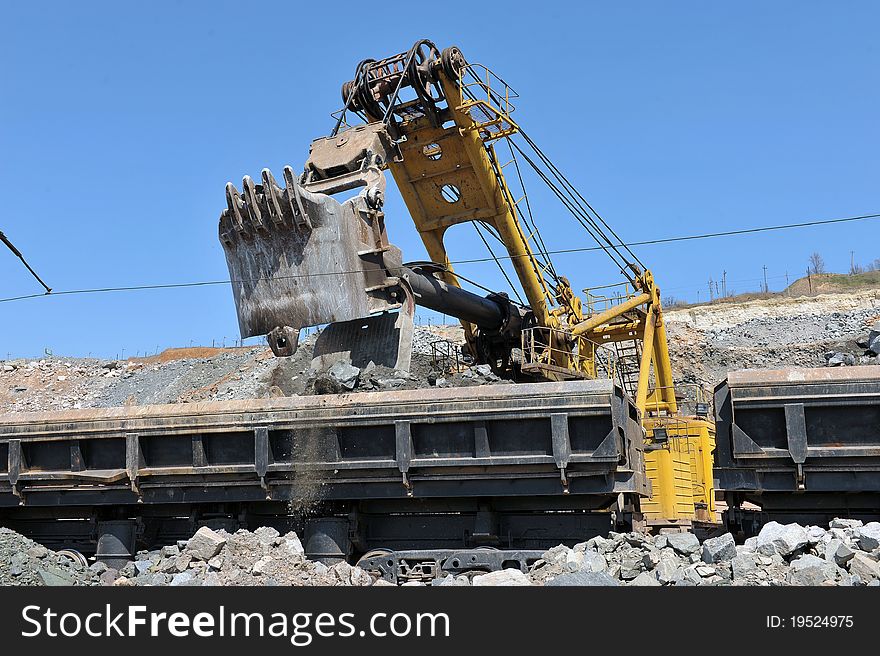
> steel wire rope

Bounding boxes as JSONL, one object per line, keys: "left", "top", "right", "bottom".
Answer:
{"left": 2, "top": 212, "right": 878, "bottom": 304}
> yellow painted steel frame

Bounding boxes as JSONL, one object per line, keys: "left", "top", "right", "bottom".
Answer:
{"left": 380, "top": 55, "right": 717, "bottom": 526}
{"left": 573, "top": 270, "right": 677, "bottom": 413}
{"left": 641, "top": 417, "right": 717, "bottom": 525}
{"left": 570, "top": 272, "right": 718, "bottom": 527}
{"left": 384, "top": 68, "right": 596, "bottom": 376}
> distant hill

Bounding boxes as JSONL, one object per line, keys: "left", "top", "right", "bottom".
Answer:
{"left": 666, "top": 271, "right": 880, "bottom": 309}
{"left": 784, "top": 271, "right": 880, "bottom": 295}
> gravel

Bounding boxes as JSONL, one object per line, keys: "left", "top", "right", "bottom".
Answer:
{"left": 0, "top": 327, "right": 510, "bottom": 414}
{"left": 0, "top": 527, "right": 100, "bottom": 586}
{"left": 110, "top": 526, "right": 377, "bottom": 587}
{"left": 524, "top": 521, "right": 880, "bottom": 587}
{"left": 3, "top": 290, "right": 878, "bottom": 414}
{"left": 3, "top": 518, "right": 880, "bottom": 586}
{"left": 665, "top": 290, "right": 880, "bottom": 387}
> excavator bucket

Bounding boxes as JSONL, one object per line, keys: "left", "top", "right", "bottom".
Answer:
{"left": 219, "top": 124, "right": 414, "bottom": 370}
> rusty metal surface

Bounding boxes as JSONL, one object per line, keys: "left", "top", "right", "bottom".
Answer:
{"left": 311, "top": 299, "right": 414, "bottom": 371}
{"left": 219, "top": 123, "right": 404, "bottom": 357}
{"left": 727, "top": 365, "right": 880, "bottom": 387}
{"left": 0, "top": 380, "right": 646, "bottom": 507}
{"left": 714, "top": 365, "right": 880, "bottom": 500}
{"left": 0, "top": 379, "right": 614, "bottom": 431}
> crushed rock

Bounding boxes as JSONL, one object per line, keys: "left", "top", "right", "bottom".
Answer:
{"left": 0, "top": 527, "right": 100, "bottom": 586}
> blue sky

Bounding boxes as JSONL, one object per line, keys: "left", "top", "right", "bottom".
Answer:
{"left": 1, "top": 1, "right": 877, "bottom": 358}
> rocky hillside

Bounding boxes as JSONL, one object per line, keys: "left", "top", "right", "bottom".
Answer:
{"left": 1, "top": 288, "right": 878, "bottom": 414}
{"left": 665, "top": 288, "right": 880, "bottom": 388}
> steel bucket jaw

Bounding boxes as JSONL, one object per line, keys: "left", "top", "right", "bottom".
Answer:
{"left": 218, "top": 124, "right": 412, "bottom": 368}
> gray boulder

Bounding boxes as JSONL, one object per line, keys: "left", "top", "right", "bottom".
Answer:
{"left": 666, "top": 532, "right": 701, "bottom": 556}
{"left": 37, "top": 567, "right": 75, "bottom": 586}
{"left": 867, "top": 323, "right": 880, "bottom": 355}
{"left": 825, "top": 539, "right": 855, "bottom": 566}
{"left": 328, "top": 361, "right": 360, "bottom": 391}
{"left": 186, "top": 527, "right": 227, "bottom": 561}
{"left": 806, "top": 526, "right": 826, "bottom": 544}
{"left": 848, "top": 553, "right": 880, "bottom": 582}
{"left": 545, "top": 570, "right": 619, "bottom": 587}
{"left": 731, "top": 554, "right": 759, "bottom": 581}
{"left": 702, "top": 533, "right": 737, "bottom": 563}
{"left": 629, "top": 571, "right": 661, "bottom": 586}
{"left": 756, "top": 521, "right": 808, "bottom": 557}
{"left": 580, "top": 551, "right": 607, "bottom": 573}
{"left": 856, "top": 522, "right": 880, "bottom": 551}
{"left": 170, "top": 571, "right": 199, "bottom": 586}
{"left": 654, "top": 556, "right": 681, "bottom": 584}
{"left": 471, "top": 569, "right": 530, "bottom": 586}
{"left": 829, "top": 518, "right": 863, "bottom": 530}
{"left": 433, "top": 575, "right": 470, "bottom": 587}
{"left": 619, "top": 553, "right": 643, "bottom": 580}
{"left": 789, "top": 554, "right": 837, "bottom": 580}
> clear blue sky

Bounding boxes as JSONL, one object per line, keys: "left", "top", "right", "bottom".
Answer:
{"left": 1, "top": 2, "right": 877, "bottom": 358}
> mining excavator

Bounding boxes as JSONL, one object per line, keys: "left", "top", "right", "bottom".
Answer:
{"left": 219, "top": 39, "right": 717, "bottom": 534}
{"left": 4, "top": 40, "right": 878, "bottom": 580}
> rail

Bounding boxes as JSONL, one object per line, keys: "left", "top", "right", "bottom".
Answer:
{"left": 582, "top": 281, "right": 639, "bottom": 315}
{"left": 644, "top": 383, "right": 713, "bottom": 419}
{"left": 457, "top": 63, "right": 519, "bottom": 142}
{"left": 520, "top": 326, "right": 617, "bottom": 380}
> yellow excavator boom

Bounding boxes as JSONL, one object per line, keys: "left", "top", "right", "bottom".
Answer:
{"left": 219, "top": 38, "right": 718, "bottom": 530}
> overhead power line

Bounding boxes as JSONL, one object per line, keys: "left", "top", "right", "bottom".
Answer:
{"left": 0, "top": 211, "right": 878, "bottom": 305}
{"left": 1, "top": 230, "right": 52, "bottom": 293}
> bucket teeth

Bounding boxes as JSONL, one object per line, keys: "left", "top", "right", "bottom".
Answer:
{"left": 283, "top": 165, "right": 313, "bottom": 231}
{"left": 225, "top": 182, "right": 247, "bottom": 233}
{"left": 241, "top": 175, "right": 268, "bottom": 233}
{"left": 218, "top": 211, "right": 234, "bottom": 246}
{"left": 261, "top": 169, "right": 287, "bottom": 227}
{"left": 224, "top": 168, "right": 312, "bottom": 236}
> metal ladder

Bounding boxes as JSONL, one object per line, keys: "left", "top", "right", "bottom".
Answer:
{"left": 614, "top": 339, "right": 642, "bottom": 398}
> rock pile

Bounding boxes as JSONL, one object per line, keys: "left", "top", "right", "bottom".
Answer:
{"left": 107, "top": 526, "right": 376, "bottom": 587}
{"left": 511, "top": 520, "right": 880, "bottom": 587}
{"left": 0, "top": 527, "right": 101, "bottom": 586}
{"left": 824, "top": 321, "right": 880, "bottom": 367}
{"left": 5, "top": 289, "right": 879, "bottom": 415}
{"left": 3, "top": 520, "right": 880, "bottom": 587}
{"left": 0, "top": 327, "right": 507, "bottom": 414}
{"left": 305, "top": 357, "right": 507, "bottom": 396}
{"left": 664, "top": 291, "right": 880, "bottom": 384}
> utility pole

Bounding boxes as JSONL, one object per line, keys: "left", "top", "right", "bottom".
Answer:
{"left": 708, "top": 277, "right": 714, "bottom": 302}
{"left": 851, "top": 250, "right": 855, "bottom": 275}
{"left": 807, "top": 268, "right": 812, "bottom": 293}
{"left": 762, "top": 265, "right": 768, "bottom": 293}
{"left": 722, "top": 271, "right": 727, "bottom": 298}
